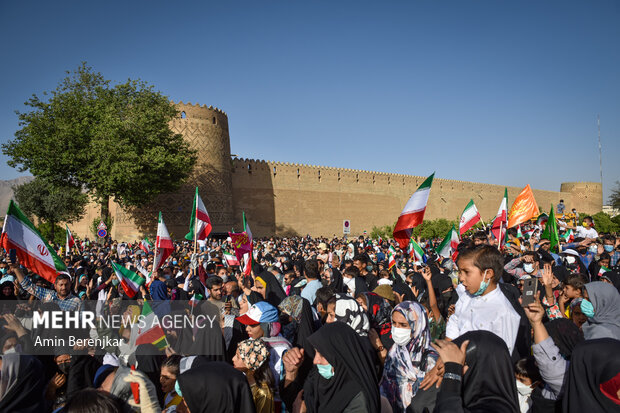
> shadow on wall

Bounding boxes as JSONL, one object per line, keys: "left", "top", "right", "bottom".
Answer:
{"left": 231, "top": 159, "right": 291, "bottom": 237}
{"left": 128, "top": 165, "right": 235, "bottom": 238}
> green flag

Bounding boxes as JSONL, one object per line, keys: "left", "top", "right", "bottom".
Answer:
{"left": 540, "top": 204, "right": 559, "bottom": 253}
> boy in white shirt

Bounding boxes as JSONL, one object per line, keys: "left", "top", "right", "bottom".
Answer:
{"left": 421, "top": 245, "right": 521, "bottom": 390}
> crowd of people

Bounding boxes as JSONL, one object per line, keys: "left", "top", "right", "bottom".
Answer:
{"left": 0, "top": 216, "right": 619, "bottom": 413}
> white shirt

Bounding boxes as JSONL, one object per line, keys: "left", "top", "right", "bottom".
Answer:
{"left": 575, "top": 226, "right": 598, "bottom": 239}
{"left": 446, "top": 284, "right": 520, "bottom": 355}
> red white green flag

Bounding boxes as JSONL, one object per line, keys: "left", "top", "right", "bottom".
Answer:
{"left": 562, "top": 229, "right": 574, "bottom": 243}
{"left": 135, "top": 301, "right": 168, "bottom": 350}
{"left": 140, "top": 238, "right": 153, "bottom": 254}
{"left": 65, "top": 224, "right": 75, "bottom": 255}
{"left": 393, "top": 173, "right": 434, "bottom": 249}
{"left": 491, "top": 188, "right": 508, "bottom": 247}
{"left": 153, "top": 212, "right": 174, "bottom": 272}
{"left": 185, "top": 187, "right": 212, "bottom": 242}
{"left": 1, "top": 200, "right": 67, "bottom": 283}
{"left": 388, "top": 246, "right": 397, "bottom": 270}
{"left": 516, "top": 225, "right": 523, "bottom": 238}
{"left": 408, "top": 237, "right": 426, "bottom": 262}
{"left": 436, "top": 225, "right": 460, "bottom": 261}
{"left": 112, "top": 262, "right": 145, "bottom": 298}
{"left": 459, "top": 199, "right": 481, "bottom": 235}
{"left": 598, "top": 266, "right": 610, "bottom": 277}
{"left": 223, "top": 252, "right": 240, "bottom": 266}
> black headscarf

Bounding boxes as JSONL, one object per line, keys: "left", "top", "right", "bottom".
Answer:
{"left": 256, "top": 271, "right": 287, "bottom": 307}
{"left": 451, "top": 330, "right": 520, "bottom": 413}
{"left": 177, "top": 361, "right": 256, "bottom": 413}
{"left": 0, "top": 354, "right": 47, "bottom": 413}
{"left": 329, "top": 267, "right": 344, "bottom": 293}
{"left": 544, "top": 318, "right": 584, "bottom": 360}
{"left": 278, "top": 295, "right": 317, "bottom": 349}
{"left": 562, "top": 338, "right": 620, "bottom": 413}
{"left": 174, "top": 300, "right": 225, "bottom": 359}
{"left": 304, "top": 322, "right": 380, "bottom": 413}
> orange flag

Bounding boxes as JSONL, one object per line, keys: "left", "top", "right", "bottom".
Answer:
{"left": 507, "top": 184, "right": 539, "bottom": 228}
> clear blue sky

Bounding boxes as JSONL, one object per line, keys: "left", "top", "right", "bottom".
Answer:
{"left": 1, "top": 0, "right": 618, "bottom": 202}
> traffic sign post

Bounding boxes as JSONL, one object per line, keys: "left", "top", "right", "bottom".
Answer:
{"left": 343, "top": 220, "right": 351, "bottom": 235}
{"left": 97, "top": 221, "right": 107, "bottom": 231}
{"left": 97, "top": 229, "right": 107, "bottom": 238}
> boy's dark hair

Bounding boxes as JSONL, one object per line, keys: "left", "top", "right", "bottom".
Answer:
{"left": 515, "top": 356, "right": 542, "bottom": 383}
{"left": 161, "top": 354, "right": 182, "bottom": 377}
{"left": 566, "top": 274, "right": 587, "bottom": 291}
{"left": 205, "top": 276, "right": 223, "bottom": 290}
{"left": 343, "top": 266, "right": 360, "bottom": 278}
{"left": 456, "top": 245, "right": 504, "bottom": 282}
{"left": 473, "top": 231, "right": 488, "bottom": 241}
{"left": 315, "top": 286, "right": 335, "bottom": 310}
{"left": 353, "top": 254, "right": 368, "bottom": 265}
{"left": 304, "top": 259, "right": 319, "bottom": 280}
{"left": 599, "top": 252, "right": 611, "bottom": 262}
{"left": 507, "top": 228, "right": 518, "bottom": 237}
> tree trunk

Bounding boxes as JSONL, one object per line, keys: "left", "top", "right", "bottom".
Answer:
{"left": 100, "top": 196, "right": 110, "bottom": 221}
{"left": 50, "top": 220, "right": 55, "bottom": 244}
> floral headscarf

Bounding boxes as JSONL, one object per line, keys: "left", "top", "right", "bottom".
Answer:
{"left": 380, "top": 301, "right": 437, "bottom": 413}
{"left": 279, "top": 295, "right": 304, "bottom": 321}
{"left": 237, "top": 338, "right": 269, "bottom": 371}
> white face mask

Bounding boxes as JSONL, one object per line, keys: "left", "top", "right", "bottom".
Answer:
{"left": 343, "top": 276, "right": 356, "bottom": 293}
{"left": 523, "top": 263, "right": 535, "bottom": 274}
{"left": 391, "top": 326, "right": 412, "bottom": 346}
{"left": 516, "top": 379, "right": 534, "bottom": 397}
{"left": 565, "top": 256, "right": 576, "bottom": 265}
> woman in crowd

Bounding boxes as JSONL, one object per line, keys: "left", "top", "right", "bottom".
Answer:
{"left": 176, "top": 361, "right": 256, "bottom": 413}
{"left": 432, "top": 330, "right": 520, "bottom": 413}
{"left": 160, "top": 355, "right": 183, "bottom": 411}
{"left": 380, "top": 301, "right": 437, "bottom": 413}
{"left": 233, "top": 338, "right": 275, "bottom": 413}
{"left": 303, "top": 321, "right": 380, "bottom": 413}
{"left": 581, "top": 281, "right": 620, "bottom": 340}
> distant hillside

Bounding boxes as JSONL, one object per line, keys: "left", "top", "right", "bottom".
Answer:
{"left": 0, "top": 176, "right": 34, "bottom": 213}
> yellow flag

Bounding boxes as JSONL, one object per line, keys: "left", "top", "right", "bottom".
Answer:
{"left": 507, "top": 184, "right": 539, "bottom": 228}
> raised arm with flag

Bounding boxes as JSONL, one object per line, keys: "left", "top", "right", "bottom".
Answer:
{"left": 185, "top": 187, "right": 212, "bottom": 245}
{"left": 153, "top": 212, "right": 173, "bottom": 272}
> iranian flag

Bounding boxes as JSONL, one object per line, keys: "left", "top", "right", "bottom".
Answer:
{"left": 491, "top": 188, "right": 508, "bottom": 247}
{"left": 189, "top": 292, "right": 204, "bottom": 308}
{"left": 140, "top": 238, "right": 153, "bottom": 254}
{"left": 436, "top": 225, "right": 460, "bottom": 261}
{"left": 112, "top": 262, "right": 145, "bottom": 298}
{"left": 135, "top": 301, "right": 168, "bottom": 350}
{"left": 562, "top": 229, "right": 574, "bottom": 243}
{"left": 408, "top": 237, "right": 426, "bottom": 263}
{"left": 185, "top": 187, "right": 212, "bottom": 242}
{"left": 223, "top": 252, "right": 240, "bottom": 266}
{"left": 598, "top": 266, "right": 610, "bottom": 277}
{"left": 1, "top": 200, "right": 67, "bottom": 283}
{"left": 393, "top": 173, "right": 435, "bottom": 249}
{"left": 459, "top": 199, "right": 481, "bottom": 235}
{"left": 153, "top": 212, "right": 174, "bottom": 272}
{"left": 65, "top": 224, "right": 75, "bottom": 255}
{"left": 516, "top": 225, "right": 523, "bottom": 238}
{"left": 242, "top": 252, "right": 252, "bottom": 276}
{"left": 388, "top": 246, "right": 397, "bottom": 270}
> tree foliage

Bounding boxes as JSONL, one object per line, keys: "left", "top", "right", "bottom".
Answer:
{"left": 13, "top": 177, "right": 88, "bottom": 241}
{"left": 3, "top": 63, "right": 198, "bottom": 219}
{"left": 592, "top": 212, "right": 620, "bottom": 233}
{"left": 610, "top": 181, "right": 620, "bottom": 210}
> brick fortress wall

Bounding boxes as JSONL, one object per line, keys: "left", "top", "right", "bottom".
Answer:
{"left": 69, "top": 102, "right": 603, "bottom": 240}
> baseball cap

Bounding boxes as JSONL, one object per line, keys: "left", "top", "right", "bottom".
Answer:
{"left": 560, "top": 249, "right": 580, "bottom": 257}
{"left": 236, "top": 301, "right": 279, "bottom": 325}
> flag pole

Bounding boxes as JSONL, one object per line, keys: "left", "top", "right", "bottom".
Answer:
{"left": 497, "top": 221, "right": 503, "bottom": 251}
{"left": 193, "top": 206, "right": 198, "bottom": 256}
{"left": 479, "top": 216, "right": 486, "bottom": 230}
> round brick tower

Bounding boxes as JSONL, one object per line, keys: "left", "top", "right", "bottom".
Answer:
{"left": 560, "top": 181, "right": 603, "bottom": 214}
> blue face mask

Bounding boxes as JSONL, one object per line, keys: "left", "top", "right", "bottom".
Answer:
{"left": 580, "top": 299, "right": 595, "bottom": 318}
{"left": 317, "top": 363, "right": 334, "bottom": 379}
{"left": 172, "top": 260, "right": 178, "bottom": 265}
{"left": 366, "top": 265, "right": 373, "bottom": 271}
{"left": 0, "top": 268, "right": 6, "bottom": 275}
{"left": 112, "top": 279, "right": 119, "bottom": 286}
{"left": 604, "top": 245, "right": 614, "bottom": 253}
{"left": 174, "top": 380, "right": 182, "bottom": 397}
{"left": 473, "top": 270, "right": 490, "bottom": 296}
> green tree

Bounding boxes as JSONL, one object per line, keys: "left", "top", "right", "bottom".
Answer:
{"left": 13, "top": 177, "right": 88, "bottom": 242}
{"left": 592, "top": 212, "right": 620, "bottom": 233}
{"left": 3, "top": 63, "right": 197, "bottom": 221}
{"left": 610, "top": 181, "right": 620, "bottom": 210}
